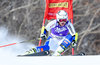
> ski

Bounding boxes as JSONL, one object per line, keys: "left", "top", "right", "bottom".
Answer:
{"left": 74, "top": 52, "right": 85, "bottom": 56}
{"left": 17, "top": 51, "right": 50, "bottom": 57}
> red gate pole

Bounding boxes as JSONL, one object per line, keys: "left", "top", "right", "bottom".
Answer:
{"left": 38, "top": 18, "right": 46, "bottom": 46}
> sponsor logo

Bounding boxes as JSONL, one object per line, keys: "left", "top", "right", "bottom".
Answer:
{"left": 48, "top": 13, "right": 55, "bottom": 15}
{"left": 49, "top": 2, "right": 68, "bottom": 8}
{"left": 55, "top": 27, "right": 67, "bottom": 33}
{"left": 65, "top": 38, "right": 71, "bottom": 43}
{"left": 64, "top": 41, "right": 68, "bottom": 44}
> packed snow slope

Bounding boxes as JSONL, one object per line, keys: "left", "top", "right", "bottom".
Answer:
{"left": 0, "top": 27, "right": 100, "bottom": 65}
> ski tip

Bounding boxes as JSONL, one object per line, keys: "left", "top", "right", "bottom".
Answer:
{"left": 17, "top": 55, "right": 25, "bottom": 57}
{"left": 78, "top": 52, "right": 85, "bottom": 56}
{"left": 74, "top": 52, "right": 86, "bottom": 56}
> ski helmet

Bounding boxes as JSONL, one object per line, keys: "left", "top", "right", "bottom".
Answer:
{"left": 56, "top": 10, "right": 68, "bottom": 22}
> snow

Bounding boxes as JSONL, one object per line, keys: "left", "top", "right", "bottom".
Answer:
{"left": 0, "top": 56, "right": 100, "bottom": 65}
{"left": 0, "top": 27, "right": 100, "bottom": 65}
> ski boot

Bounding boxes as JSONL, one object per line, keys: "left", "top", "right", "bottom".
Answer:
{"left": 53, "top": 46, "right": 64, "bottom": 56}
{"left": 24, "top": 45, "right": 50, "bottom": 55}
{"left": 25, "top": 48, "right": 37, "bottom": 55}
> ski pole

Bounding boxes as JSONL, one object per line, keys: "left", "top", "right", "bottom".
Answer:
{"left": 0, "top": 39, "right": 35, "bottom": 48}
{"left": 38, "top": 17, "right": 46, "bottom": 46}
{"left": 0, "top": 43, "right": 17, "bottom": 48}
{"left": 38, "top": 26, "right": 45, "bottom": 46}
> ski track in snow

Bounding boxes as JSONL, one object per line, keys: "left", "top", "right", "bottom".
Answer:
{"left": 0, "top": 27, "right": 100, "bottom": 65}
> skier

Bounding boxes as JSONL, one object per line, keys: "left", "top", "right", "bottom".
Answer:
{"left": 25, "top": 10, "right": 78, "bottom": 56}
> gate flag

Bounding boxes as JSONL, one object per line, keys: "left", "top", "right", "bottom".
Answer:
{"left": 44, "top": 0, "right": 73, "bottom": 23}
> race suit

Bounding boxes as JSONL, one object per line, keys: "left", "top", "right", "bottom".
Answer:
{"left": 36, "top": 20, "right": 76, "bottom": 54}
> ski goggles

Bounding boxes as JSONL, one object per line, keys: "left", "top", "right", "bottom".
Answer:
{"left": 59, "top": 19, "right": 67, "bottom": 22}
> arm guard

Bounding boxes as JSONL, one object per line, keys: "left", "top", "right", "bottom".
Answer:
{"left": 67, "top": 21, "right": 78, "bottom": 43}
{"left": 67, "top": 21, "right": 76, "bottom": 36}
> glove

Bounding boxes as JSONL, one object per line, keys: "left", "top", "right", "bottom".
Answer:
{"left": 72, "top": 35, "right": 77, "bottom": 47}
{"left": 75, "top": 33, "right": 78, "bottom": 43}
{"left": 72, "top": 33, "right": 78, "bottom": 47}
{"left": 71, "top": 40, "right": 77, "bottom": 47}
{"left": 40, "top": 34, "right": 47, "bottom": 40}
